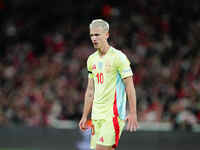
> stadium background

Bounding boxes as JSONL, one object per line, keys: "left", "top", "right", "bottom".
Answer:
{"left": 0, "top": 0, "right": 200, "bottom": 149}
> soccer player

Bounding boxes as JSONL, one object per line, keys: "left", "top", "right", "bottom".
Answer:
{"left": 79, "top": 19, "right": 138, "bottom": 150}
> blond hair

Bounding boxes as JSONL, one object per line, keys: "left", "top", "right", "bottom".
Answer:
{"left": 89, "top": 19, "right": 109, "bottom": 32}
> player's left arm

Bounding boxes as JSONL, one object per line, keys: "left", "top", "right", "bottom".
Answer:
{"left": 123, "top": 76, "right": 139, "bottom": 132}
{"left": 116, "top": 51, "right": 139, "bottom": 132}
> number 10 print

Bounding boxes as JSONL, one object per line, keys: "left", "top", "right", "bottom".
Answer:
{"left": 96, "top": 73, "right": 104, "bottom": 84}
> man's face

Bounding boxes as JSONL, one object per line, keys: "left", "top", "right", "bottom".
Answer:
{"left": 90, "top": 26, "right": 109, "bottom": 49}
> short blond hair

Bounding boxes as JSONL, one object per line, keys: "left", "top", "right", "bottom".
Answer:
{"left": 89, "top": 19, "right": 109, "bottom": 32}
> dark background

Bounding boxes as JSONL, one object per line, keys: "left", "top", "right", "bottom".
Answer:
{"left": 0, "top": 0, "right": 200, "bottom": 149}
{"left": 0, "top": 127, "right": 200, "bottom": 150}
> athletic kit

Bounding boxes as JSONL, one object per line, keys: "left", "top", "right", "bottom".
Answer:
{"left": 87, "top": 46, "right": 133, "bottom": 149}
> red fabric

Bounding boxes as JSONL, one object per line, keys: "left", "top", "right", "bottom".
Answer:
{"left": 53, "top": 41, "right": 64, "bottom": 53}
{"left": 102, "top": 4, "right": 112, "bottom": 17}
{"left": 112, "top": 91, "right": 120, "bottom": 148}
{"left": 133, "top": 73, "right": 142, "bottom": 85}
{"left": 113, "top": 91, "right": 119, "bottom": 117}
{"left": 0, "top": 0, "right": 5, "bottom": 9}
{"left": 161, "top": 20, "right": 169, "bottom": 33}
{"left": 26, "top": 51, "right": 39, "bottom": 65}
{"left": 176, "top": 88, "right": 186, "bottom": 99}
{"left": 112, "top": 116, "right": 120, "bottom": 148}
{"left": 197, "top": 112, "right": 200, "bottom": 121}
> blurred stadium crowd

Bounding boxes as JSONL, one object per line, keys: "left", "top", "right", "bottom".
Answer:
{"left": 0, "top": 0, "right": 200, "bottom": 131}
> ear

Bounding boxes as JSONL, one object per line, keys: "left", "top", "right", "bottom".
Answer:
{"left": 106, "top": 32, "right": 109, "bottom": 39}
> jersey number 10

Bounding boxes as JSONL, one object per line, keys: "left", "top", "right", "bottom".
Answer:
{"left": 96, "top": 73, "right": 104, "bottom": 84}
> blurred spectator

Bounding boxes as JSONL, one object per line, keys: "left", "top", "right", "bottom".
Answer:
{"left": 0, "top": 0, "right": 200, "bottom": 131}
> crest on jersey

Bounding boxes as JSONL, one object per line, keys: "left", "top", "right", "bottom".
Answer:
{"left": 98, "top": 62, "right": 103, "bottom": 70}
{"left": 105, "top": 60, "right": 112, "bottom": 72}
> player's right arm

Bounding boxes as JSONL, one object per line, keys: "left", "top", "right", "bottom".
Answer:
{"left": 79, "top": 77, "right": 94, "bottom": 131}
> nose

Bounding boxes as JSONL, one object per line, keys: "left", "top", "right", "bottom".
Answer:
{"left": 92, "top": 36, "right": 97, "bottom": 41}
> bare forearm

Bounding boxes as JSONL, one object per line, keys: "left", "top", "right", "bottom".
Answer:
{"left": 123, "top": 76, "right": 139, "bottom": 131}
{"left": 81, "top": 78, "right": 94, "bottom": 119}
{"left": 82, "top": 91, "right": 93, "bottom": 118}
{"left": 126, "top": 85, "right": 137, "bottom": 113}
{"left": 124, "top": 77, "right": 137, "bottom": 114}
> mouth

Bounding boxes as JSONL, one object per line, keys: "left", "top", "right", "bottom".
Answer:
{"left": 93, "top": 42, "right": 98, "bottom": 46}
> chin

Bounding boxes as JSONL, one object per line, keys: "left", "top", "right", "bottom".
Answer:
{"left": 93, "top": 45, "right": 99, "bottom": 49}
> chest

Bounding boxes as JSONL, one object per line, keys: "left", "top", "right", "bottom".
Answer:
{"left": 91, "top": 56, "right": 116, "bottom": 75}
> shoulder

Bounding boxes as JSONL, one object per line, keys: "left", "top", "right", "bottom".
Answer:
{"left": 111, "top": 47, "right": 128, "bottom": 61}
{"left": 87, "top": 51, "right": 98, "bottom": 62}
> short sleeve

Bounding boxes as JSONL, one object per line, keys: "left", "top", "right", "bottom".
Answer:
{"left": 87, "top": 56, "right": 94, "bottom": 79}
{"left": 116, "top": 52, "right": 133, "bottom": 79}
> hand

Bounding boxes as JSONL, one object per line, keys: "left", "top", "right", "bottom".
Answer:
{"left": 79, "top": 117, "right": 87, "bottom": 131}
{"left": 125, "top": 112, "right": 139, "bottom": 132}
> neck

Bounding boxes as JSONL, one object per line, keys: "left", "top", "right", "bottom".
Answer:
{"left": 98, "top": 44, "right": 110, "bottom": 56}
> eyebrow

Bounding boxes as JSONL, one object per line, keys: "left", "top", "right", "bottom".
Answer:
{"left": 90, "top": 33, "right": 101, "bottom": 36}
